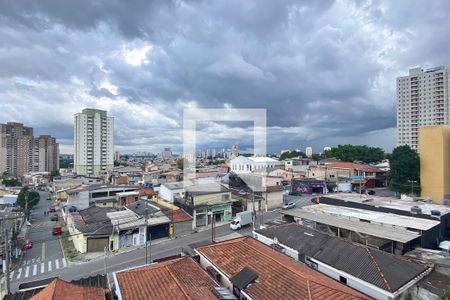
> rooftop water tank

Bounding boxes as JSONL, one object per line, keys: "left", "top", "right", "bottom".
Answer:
{"left": 411, "top": 206, "right": 422, "bottom": 214}
{"left": 431, "top": 210, "right": 441, "bottom": 217}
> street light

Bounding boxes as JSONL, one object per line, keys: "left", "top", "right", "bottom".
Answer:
{"left": 407, "top": 180, "right": 417, "bottom": 196}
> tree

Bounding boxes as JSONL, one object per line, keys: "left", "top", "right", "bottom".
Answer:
{"left": 280, "top": 150, "right": 305, "bottom": 161}
{"left": 323, "top": 144, "right": 385, "bottom": 163}
{"left": 311, "top": 153, "right": 322, "bottom": 162}
{"left": 16, "top": 187, "right": 40, "bottom": 211}
{"left": 2, "top": 178, "right": 21, "bottom": 187}
{"left": 177, "top": 158, "right": 186, "bottom": 170}
{"left": 114, "top": 160, "right": 120, "bottom": 167}
{"left": 59, "top": 157, "right": 73, "bottom": 168}
{"left": 49, "top": 170, "right": 60, "bottom": 181}
{"left": 389, "top": 145, "right": 420, "bottom": 194}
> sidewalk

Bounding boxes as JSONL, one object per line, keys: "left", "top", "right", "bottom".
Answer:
{"left": 68, "top": 236, "right": 175, "bottom": 265}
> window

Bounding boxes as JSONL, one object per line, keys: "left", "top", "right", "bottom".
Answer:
{"left": 339, "top": 276, "right": 347, "bottom": 285}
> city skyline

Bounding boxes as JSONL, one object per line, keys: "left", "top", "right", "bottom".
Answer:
{"left": 1, "top": 1, "right": 450, "bottom": 154}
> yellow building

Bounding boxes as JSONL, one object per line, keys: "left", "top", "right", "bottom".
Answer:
{"left": 419, "top": 125, "right": 450, "bottom": 205}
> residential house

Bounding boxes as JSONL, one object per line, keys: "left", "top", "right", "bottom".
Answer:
{"left": 284, "top": 157, "right": 309, "bottom": 172}
{"left": 159, "top": 182, "right": 189, "bottom": 203}
{"left": 113, "top": 256, "right": 221, "bottom": 300}
{"left": 107, "top": 210, "right": 146, "bottom": 249}
{"left": 4, "top": 274, "right": 108, "bottom": 300}
{"left": 149, "top": 200, "right": 193, "bottom": 237}
{"left": 125, "top": 200, "right": 172, "bottom": 240}
{"left": 65, "top": 184, "right": 139, "bottom": 211}
{"left": 116, "top": 191, "right": 139, "bottom": 206}
{"left": 195, "top": 237, "right": 369, "bottom": 299}
{"left": 254, "top": 223, "right": 432, "bottom": 300}
{"left": 67, "top": 206, "right": 116, "bottom": 253}
{"left": 28, "top": 278, "right": 105, "bottom": 300}
{"left": 320, "top": 161, "right": 387, "bottom": 187}
{"left": 406, "top": 248, "right": 450, "bottom": 299}
{"left": 177, "top": 183, "right": 233, "bottom": 230}
{"left": 113, "top": 176, "right": 129, "bottom": 185}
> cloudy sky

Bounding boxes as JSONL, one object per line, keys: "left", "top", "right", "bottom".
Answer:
{"left": 1, "top": 0, "right": 449, "bottom": 154}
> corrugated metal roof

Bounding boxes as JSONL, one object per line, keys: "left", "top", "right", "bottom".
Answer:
{"left": 283, "top": 208, "right": 420, "bottom": 243}
{"left": 256, "top": 223, "right": 429, "bottom": 292}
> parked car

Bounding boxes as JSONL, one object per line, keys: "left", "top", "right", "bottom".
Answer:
{"left": 367, "top": 190, "right": 376, "bottom": 195}
{"left": 46, "top": 196, "right": 51, "bottom": 201}
{"left": 52, "top": 226, "right": 62, "bottom": 235}
{"left": 21, "top": 239, "right": 33, "bottom": 252}
{"left": 48, "top": 207, "right": 56, "bottom": 213}
{"left": 50, "top": 214, "right": 58, "bottom": 221}
{"left": 68, "top": 206, "right": 77, "bottom": 213}
{"left": 282, "top": 202, "right": 296, "bottom": 210}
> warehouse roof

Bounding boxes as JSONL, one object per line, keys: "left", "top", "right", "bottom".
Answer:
{"left": 282, "top": 208, "right": 420, "bottom": 243}
{"left": 324, "top": 193, "right": 450, "bottom": 216}
{"left": 302, "top": 204, "right": 440, "bottom": 231}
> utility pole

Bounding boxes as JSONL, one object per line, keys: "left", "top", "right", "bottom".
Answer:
{"left": 211, "top": 211, "right": 215, "bottom": 242}
{"left": 24, "top": 191, "right": 28, "bottom": 222}
{"left": 103, "top": 246, "right": 107, "bottom": 275}
{"left": 359, "top": 170, "right": 363, "bottom": 198}
{"left": 145, "top": 199, "right": 148, "bottom": 264}
{"left": 408, "top": 180, "right": 417, "bottom": 196}
{"left": 252, "top": 191, "right": 256, "bottom": 231}
{"left": 4, "top": 229, "right": 10, "bottom": 295}
{"left": 149, "top": 233, "right": 152, "bottom": 264}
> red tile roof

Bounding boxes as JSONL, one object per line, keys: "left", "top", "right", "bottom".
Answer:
{"left": 115, "top": 256, "right": 219, "bottom": 300}
{"left": 167, "top": 209, "right": 193, "bottom": 223}
{"left": 326, "top": 162, "right": 383, "bottom": 173}
{"left": 30, "top": 278, "right": 104, "bottom": 300}
{"left": 197, "top": 237, "right": 370, "bottom": 300}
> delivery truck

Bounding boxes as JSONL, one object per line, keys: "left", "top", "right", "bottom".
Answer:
{"left": 230, "top": 211, "right": 253, "bottom": 230}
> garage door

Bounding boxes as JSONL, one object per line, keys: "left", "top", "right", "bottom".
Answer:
{"left": 87, "top": 237, "right": 108, "bottom": 252}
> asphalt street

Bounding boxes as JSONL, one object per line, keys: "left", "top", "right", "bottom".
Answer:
{"left": 7, "top": 207, "right": 285, "bottom": 292}
{"left": 2, "top": 191, "right": 66, "bottom": 287}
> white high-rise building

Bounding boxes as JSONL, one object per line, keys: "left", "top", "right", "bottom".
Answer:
{"left": 305, "top": 147, "right": 313, "bottom": 158}
{"left": 397, "top": 66, "right": 450, "bottom": 152}
{"left": 74, "top": 108, "right": 114, "bottom": 176}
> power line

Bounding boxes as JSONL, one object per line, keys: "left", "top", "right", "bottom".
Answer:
{"left": 18, "top": 216, "right": 149, "bottom": 247}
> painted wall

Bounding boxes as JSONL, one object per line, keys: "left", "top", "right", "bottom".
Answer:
{"left": 420, "top": 125, "right": 450, "bottom": 205}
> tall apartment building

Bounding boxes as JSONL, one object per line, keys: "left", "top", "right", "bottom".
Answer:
{"left": 397, "top": 66, "right": 450, "bottom": 151}
{"left": 74, "top": 108, "right": 114, "bottom": 176}
{"left": 161, "top": 147, "right": 172, "bottom": 160}
{"left": 0, "top": 123, "right": 59, "bottom": 177}
{"left": 33, "top": 135, "right": 59, "bottom": 172}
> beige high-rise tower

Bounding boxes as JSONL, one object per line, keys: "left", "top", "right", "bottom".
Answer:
{"left": 74, "top": 108, "right": 114, "bottom": 176}
{"left": 397, "top": 66, "right": 450, "bottom": 152}
{"left": 0, "top": 122, "right": 34, "bottom": 177}
{"left": 33, "top": 135, "right": 59, "bottom": 172}
{"left": 0, "top": 123, "right": 60, "bottom": 177}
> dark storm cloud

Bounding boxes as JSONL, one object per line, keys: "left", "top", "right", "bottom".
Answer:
{"left": 0, "top": 0, "right": 449, "bottom": 153}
